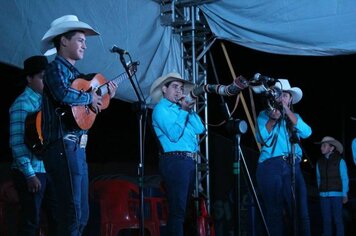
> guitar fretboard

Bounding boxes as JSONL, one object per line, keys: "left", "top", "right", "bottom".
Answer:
{"left": 98, "top": 72, "right": 128, "bottom": 96}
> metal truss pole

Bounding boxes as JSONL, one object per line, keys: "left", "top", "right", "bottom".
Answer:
{"left": 159, "top": 0, "right": 217, "bottom": 224}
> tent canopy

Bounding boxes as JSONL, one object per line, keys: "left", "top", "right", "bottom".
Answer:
{"left": 1, "top": 0, "right": 356, "bottom": 102}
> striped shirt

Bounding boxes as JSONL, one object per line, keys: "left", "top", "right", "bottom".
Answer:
{"left": 42, "top": 56, "right": 91, "bottom": 143}
{"left": 9, "top": 86, "right": 45, "bottom": 178}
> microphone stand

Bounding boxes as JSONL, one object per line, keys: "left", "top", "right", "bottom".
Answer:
{"left": 226, "top": 119, "right": 269, "bottom": 236}
{"left": 288, "top": 126, "right": 298, "bottom": 236}
{"left": 119, "top": 53, "right": 146, "bottom": 236}
{"left": 208, "top": 53, "right": 269, "bottom": 235}
{"left": 233, "top": 133, "right": 241, "bottom": 236}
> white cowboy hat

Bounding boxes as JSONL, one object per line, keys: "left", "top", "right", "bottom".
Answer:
{"left": 149, "top": 72, "right": 195, "bottom": 104}
{"left": 315, "top": 136, "right": 344, "bottom": 154}
{"left": 41, "top": 15, "right": 99, "bottom": 56}
{"left": 274, "top": 79, "right": 303, "bottom": 104}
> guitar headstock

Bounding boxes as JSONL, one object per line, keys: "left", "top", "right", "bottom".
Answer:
{"left": 127, "top": 61, "right": 139, "bottom": 76}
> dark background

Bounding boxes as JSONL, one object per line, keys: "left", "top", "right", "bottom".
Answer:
{"left": 1, "top": 40, "right": 356, "bottom": 234}
{"left": 2, "top": 40, "right": 355, "bottom": 166}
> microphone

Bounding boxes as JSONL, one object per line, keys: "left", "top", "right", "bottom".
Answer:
{"left": 110, "top": 45, "right": 128, "bottom": 55}
{"left": 253, "top": 73, "right": 276, "bottom": 83}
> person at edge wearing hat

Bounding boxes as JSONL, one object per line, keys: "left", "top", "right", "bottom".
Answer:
{"left": 351, "top": 117, "right": 356, "bottom": 165}
{"left": 40, "top": 15, "right": 117, "bottom": 235}
{"left": 255, "top": 79, "right": 312, "bottom": 236}
{"left": 9, "top": 55, "right": 58, "bottom": 235}
{"left": 316, "top": 136, "right": 349, "bottom": 236}
{"left": 150, "top": 72, "right": 205, "bottom": 236}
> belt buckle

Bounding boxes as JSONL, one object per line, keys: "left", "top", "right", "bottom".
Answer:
{"left": 187, "top": 152, "right": 196, "bottom": 159}
{"left": 79, "top": 134, "right": 88, "bottom": 149}
{"left": 282, "top": 155, "right": 293, "bottom": 164}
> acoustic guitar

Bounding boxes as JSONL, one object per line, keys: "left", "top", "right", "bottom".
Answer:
{"left": 25, "top": 111, "right": 43, "bottom": 155}
{"left": 24, "top": 62, "right": 138, "bottom": 151}
{"left": 71, "top": 62, "right": 138, "bottom": 130}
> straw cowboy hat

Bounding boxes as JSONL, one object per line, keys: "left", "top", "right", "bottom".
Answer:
{"left": 23, "top": 55, "right": 48, "bottom": 76}
{"left": 316, "top": 136, "right": 344, "bottom": 154}
{"left": 150, "top": 72, "right": 195, "bottom": 104}
{"left": 275, "top": 79, "right": 303, "bottom": 104}
{"left": 41, "top": 15, "right": 99, "bottom": 56}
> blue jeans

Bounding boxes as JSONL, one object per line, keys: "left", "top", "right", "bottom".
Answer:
{"left": 12, "top": 170, "right": 58, "bottom": 236}
{"left": 320, "top": 196, "right": 344, "bottom": 236}
{"left": 159, "top": 154, "right": 196, "bottom": 236}
{"left": 256, "top": 157, "right": 310, "bottom": 236}
{"left": 43, "top": 138, "right": 89, "bottom": 236}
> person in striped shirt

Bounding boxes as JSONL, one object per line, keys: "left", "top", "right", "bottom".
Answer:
{"left": 9, "top": 55, "right": 58, "bottom": 235}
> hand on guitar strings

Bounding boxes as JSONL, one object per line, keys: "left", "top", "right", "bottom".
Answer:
{"left": 91, "top": 88, "right": 103, "bottom": 113}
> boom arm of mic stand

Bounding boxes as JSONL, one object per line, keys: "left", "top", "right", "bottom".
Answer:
{"left": 119, "top": 54, "right": 144, "bottom": 104}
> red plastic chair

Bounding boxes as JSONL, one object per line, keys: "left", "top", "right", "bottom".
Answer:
{"left": 145, "top": 195, "right": 168, "bottom": 229}
{"left": 197, "top": 197, "right": 215, "bottom": 236}
{"left": 91, "top": 179, "right": 167, "bottom": 236}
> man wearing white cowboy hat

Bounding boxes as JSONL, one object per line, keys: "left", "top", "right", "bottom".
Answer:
{"left": 10, "top": 55, "right": 58, "bottom": 235}
{"left": 40, "top": 15, "right": 118, "bottom": 235}
{"left": 315, "top": 136, "right": 349, "bottom": 236}
{"left": 150, "top": 72, "right": 205, "bottom": 236}
{"left": 255, "top": 78, "right": 312, "bottom": 235}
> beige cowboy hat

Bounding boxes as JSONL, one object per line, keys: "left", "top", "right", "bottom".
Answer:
{"left": 315, "top": 136, "right": 344, "bottom": 154}
{"left": 149, "top": 72, "right": 195, "bottom": 104}
{"left": 274, "top": 79, "right": 303, "bottom": 104}
{"left": 41, "top": 15, "right": 99, "bottom": 56}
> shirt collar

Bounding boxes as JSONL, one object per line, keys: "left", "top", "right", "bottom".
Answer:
{"left": 162, "top": 97, "right": 179, "bottom": 108}
{"left": 55, "top": 55, "right": 81, "bottom": 75}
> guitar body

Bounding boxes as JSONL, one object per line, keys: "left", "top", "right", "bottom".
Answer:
{"left": 25, "top": 111, "right": 44, "bottom": 155}
{"left": 71, "top": 73, "right": 110, "bottom": 130}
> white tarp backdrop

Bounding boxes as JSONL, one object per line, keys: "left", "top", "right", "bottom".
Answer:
{"left": 0, "top": 0, "right": 183, "bottom": 104}
{"left": 1, "top": 0, "right": 356, "bottom": 102}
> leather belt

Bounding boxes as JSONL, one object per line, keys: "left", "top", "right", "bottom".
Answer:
{"left": 161, "top": 151, "right": 196, "bottom": 158}
{"left": 63, "top": 134, "right": 80, "bottom": 142}
{"left": 270, "top": 155, "right": 290, "bottom": 161}
{"left": 269, "top": 155, "right": 299, "bottom": 164}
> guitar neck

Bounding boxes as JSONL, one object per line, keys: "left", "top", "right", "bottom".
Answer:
{"left": 97, "top": 72, "right": 129, "bottom": 96}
